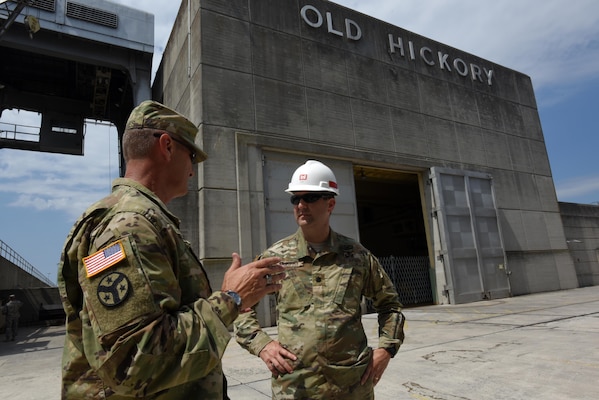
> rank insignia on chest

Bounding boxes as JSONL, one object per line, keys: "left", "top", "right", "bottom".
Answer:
{"left": 84, "top": 240, "right": 126, "bottom": 277}
{"left": 342, "top": 245, "right": 354, "bottom": 258}
{"left": 313, "top": 273, "right": 325, "bottom": 286}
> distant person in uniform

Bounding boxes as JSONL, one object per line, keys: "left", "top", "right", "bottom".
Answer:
{"left": 58, "top": 100, "right": 285, "bottom": 399}
{"left": 235, "top": 160, "right": 406, "bottom": 399}
{"left": 3, "top": 294, "right": 22, "bottom": 341}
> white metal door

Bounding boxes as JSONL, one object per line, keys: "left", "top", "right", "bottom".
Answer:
{"left": 430, "top": 167, "right": 510, "bottom": 304}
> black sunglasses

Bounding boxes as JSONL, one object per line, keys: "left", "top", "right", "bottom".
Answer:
{"left": 154, "top": 133, "right": 197, "bottom": 163}
{"left": 290, "top": 193, "right": 333, "bottom": 205}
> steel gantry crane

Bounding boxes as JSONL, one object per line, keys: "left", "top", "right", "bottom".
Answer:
{"left": 0, "top": 0, "right": 39, "bottom": 41}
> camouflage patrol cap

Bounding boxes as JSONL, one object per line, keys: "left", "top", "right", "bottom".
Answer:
{"left": 125, "top": 100, "right": 207, "bottom": 163}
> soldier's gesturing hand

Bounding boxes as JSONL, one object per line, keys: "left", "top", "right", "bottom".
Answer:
{"left": 221, "top": 253, "right": 285, "bottom": 309}
{"left": 259, "top": 341, "right": 298, "bottom": 377}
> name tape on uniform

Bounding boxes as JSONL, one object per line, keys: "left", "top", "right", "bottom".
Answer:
{"left": 279, "top": 261, "right": 303, "bottom": 269}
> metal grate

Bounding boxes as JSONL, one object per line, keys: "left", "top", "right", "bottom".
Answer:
{"left": 367, "top": 255, "right": 433, "bottom": 309}
{"left": 66, "top": 1, "right": 117, "bottom": 29}
{"left": 30, "top": 0, "right": 56, "bottom": 13}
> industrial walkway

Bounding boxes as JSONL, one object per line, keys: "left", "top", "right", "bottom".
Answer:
{"left": 1, "top": 286, "right": 598, "bottom": 399}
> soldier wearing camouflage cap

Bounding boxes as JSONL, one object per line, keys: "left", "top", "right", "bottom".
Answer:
{"left": 235, "top": 160, "right": 405, "bottom": 399}
{"left": 58, "top": 100, "right": 285, "bottom": 399}
{"left": 125, "top": 99, "right": 208, "bottom": 163}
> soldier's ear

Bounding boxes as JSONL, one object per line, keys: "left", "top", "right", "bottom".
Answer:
{"left": 154, "top": 133, "right": 175, "bottom": 163}
{"left": 327, "top": 197, "right": 336, "bottom": 213}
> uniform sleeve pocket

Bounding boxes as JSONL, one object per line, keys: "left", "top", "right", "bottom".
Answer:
{"left": 84, "top": 235, "right": 159, "bottom": 336}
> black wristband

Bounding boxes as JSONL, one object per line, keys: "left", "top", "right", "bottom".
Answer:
{"left": 383, "top": 346, "right": 397, "bottom": 357}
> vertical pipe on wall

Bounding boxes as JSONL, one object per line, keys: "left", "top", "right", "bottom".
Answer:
{"left": 187, "top": 0, "right": 191, "bottom": 77}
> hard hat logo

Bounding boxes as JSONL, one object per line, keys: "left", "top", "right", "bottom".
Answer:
{"left": 286, "top": 160, "right": 339, "bottom": 195}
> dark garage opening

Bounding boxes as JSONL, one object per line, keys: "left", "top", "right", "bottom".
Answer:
{"left": 354, "top": 165, "right": 433, "bottom": 307}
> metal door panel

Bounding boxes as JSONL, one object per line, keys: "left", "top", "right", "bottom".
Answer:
{"left": 430, "top": 167, "right": 510, "bottom": 304}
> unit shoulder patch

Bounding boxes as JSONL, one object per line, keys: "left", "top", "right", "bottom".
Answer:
{"left": 84, "top": 240, "right": 126, "bottom": 277}
{"left": 97, "top": 272, "right": 131, "bottom": 307}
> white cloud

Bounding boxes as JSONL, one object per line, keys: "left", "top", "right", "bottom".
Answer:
{"left": 0, "top": 122, "right": 119, "bottom": 219}
{"left": 2, "top": 0, "right": 597, "bottom": 215}
{"left": 104, "top": 0, "right": 599, "bottom": 98}
{"left": 555, "top": 175, "right": 599, "bottom": 203}
{"left": 109, "top": 0, "right": 180, "bottom": 79}
{"left": 335, "top": 0, "right": 599, "bottom": 92}
{"left": 1, "top": 0, "right": 597, "bottom": 282}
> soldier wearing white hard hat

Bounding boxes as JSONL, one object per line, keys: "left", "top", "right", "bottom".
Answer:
{"left": 235, "top": 159, "right": 405, "bottom": 399}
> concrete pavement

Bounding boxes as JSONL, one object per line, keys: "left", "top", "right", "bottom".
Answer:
{"left": 1, "top": 286, "right": 598, "bottom": 399}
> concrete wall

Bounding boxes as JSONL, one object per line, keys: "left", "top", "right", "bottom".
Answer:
{"left": 559, "top": 202, "right": 599, "bottom": 287}
{"left": 154, "top": 0, "right": 579, "bottom": 302}
{"left": 0, "top": 257, "right": 60, "bottom": 330}
{"left": 0, "top": 257, "right": 49, "bottom": 291}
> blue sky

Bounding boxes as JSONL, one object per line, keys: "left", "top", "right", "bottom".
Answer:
{"left": 1, "top": 0, "right": 598, "bottom": 285}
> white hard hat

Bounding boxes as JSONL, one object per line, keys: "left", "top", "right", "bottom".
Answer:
{"left": 285, "top": 160, "right": 339, "bottom": 195}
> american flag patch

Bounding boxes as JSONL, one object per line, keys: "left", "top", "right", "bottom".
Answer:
{"left": 84, "top": 241, "right": 126, "bottom": 278}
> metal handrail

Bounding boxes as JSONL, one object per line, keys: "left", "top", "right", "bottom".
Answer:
{"left": 0, "top": 239, "right": 55, "bottom": 286}
{"left": 0, "top": 120, "right": 41, "bottom": 141}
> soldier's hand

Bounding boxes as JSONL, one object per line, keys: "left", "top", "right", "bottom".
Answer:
{"left": 259, "top": 341, "right": 297, "bottom": 377}
{"left": 221, "top": 253, "right": 285, "bottom": 309}
{"left": 361, "top": 348, "right": 391, "bottom": 386}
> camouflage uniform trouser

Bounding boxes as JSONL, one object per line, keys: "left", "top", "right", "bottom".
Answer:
{"left": 272, "top": 372, "right": 374, "bottom": 400}
{"left": 5, "top": 318, "right": 18, "bottom": 341}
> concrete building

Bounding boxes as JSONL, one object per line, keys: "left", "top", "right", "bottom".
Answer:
{"left": 151, "top": 0, "right": 586, "bottom": 325}
{"left": 559, "top": 202, "right": 599, "bottom": 287}
{"left": 4, "top": 0, "right": 596, "bottom": 328}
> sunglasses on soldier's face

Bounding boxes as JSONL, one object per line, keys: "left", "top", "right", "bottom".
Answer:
{"left": 290, "top": 193, "right": 333, "bottom": 205}
{"left": 153, "top": 133, "right": 197, "bottom": 163}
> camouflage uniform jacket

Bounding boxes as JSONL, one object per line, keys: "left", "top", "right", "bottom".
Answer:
{"left": 4, "top": 299, "right": 22, "bottom": 320}
{"left": 235, "top": 228, "right": 405, "bottom": 399}
{"left": 58, "top": 178, "right": 238, "bottom": 399}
